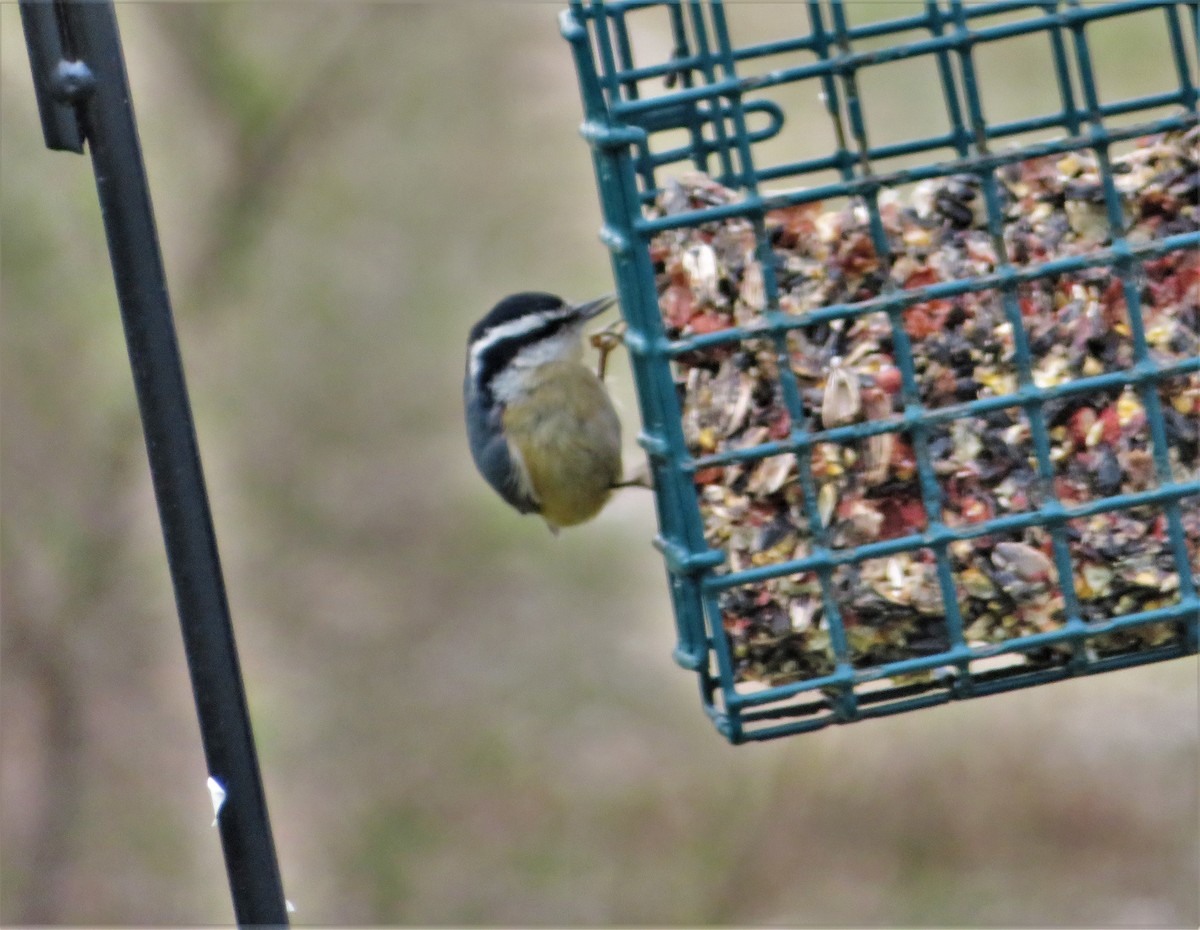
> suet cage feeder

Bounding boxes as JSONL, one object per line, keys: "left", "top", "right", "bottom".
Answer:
{"left": 561, "top": 0, "right": 1200, "bottom": 742}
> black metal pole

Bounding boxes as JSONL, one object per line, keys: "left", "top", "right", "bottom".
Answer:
{"left": 19, "top": 2, "right": 289, "bottom": 924}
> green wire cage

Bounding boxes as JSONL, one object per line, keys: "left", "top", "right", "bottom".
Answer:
{"left": 560, "top": 0, "right": 1199, "bottom": 742}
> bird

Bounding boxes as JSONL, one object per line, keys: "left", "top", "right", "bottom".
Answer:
{"left": 464, "top": 292, "right": 625, "bottom": 532}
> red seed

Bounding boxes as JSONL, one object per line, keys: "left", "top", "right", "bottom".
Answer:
{"left": 767, "top": 409, "right": 791, "bottom": 440}
{"left": 878, "top": 497, "right": 926, "bottom": 539}
{"left": 1068, "top": 407, "right": 1096, "bottom": 445}
{"left": 875, "top": 364, "right": 902, "bottom": 395}
{"left": 1099, "top": 278, "right": 1127, "bottom": 322}
{"left": 689, "top": 311, "right": 730, "bottom": 335}
{"left": 1053, "top": 477, "right": 1083, "bottom": 504}
{"left": 1097, "top": 406, "right": 1121, "bottom": 444}
{"left": 661, "top": 283, "right": 694, "bottom": 328}
{"left": 903, "top": 301, "right": 952, "bottom": 338}
{"left": 904, "top": 267, "right": 940, "bottom": 289}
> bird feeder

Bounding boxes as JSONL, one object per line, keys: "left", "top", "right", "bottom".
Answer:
{"left": 561, "top": 0, "right": 1199, "bottom": 742}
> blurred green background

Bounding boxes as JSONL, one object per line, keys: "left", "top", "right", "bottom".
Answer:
{"left": 1, "top": 3, "right": 1196, "bottom": 925}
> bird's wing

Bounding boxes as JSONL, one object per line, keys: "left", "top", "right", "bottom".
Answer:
{"left": 465, "top": 391, "right": 541, "bottom": 515}
{"left": 502, "top": 435, "right": 541, "bottom": 514}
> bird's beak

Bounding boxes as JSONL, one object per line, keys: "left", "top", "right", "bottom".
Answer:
{"left": 573, "top": 294, "right": 618, "bottom": 322}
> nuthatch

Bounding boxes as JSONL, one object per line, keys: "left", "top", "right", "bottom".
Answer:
{"left": 464, "top": 292, "right": 623, "bottom": 532}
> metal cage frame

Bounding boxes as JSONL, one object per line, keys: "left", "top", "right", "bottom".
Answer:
{"left": 561, "top": 0, "right": 1200, "bottom": 742}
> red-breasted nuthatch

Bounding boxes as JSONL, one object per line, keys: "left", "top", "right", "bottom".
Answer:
{"left": 464, "top": 292, "right": 623, "bottom": 532}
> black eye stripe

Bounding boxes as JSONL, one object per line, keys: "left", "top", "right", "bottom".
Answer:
{"left": 476, "top": 315, "right": 574, "bottom": 403}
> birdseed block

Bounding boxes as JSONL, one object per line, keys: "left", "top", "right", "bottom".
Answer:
{"left": 652, "top": 130, "right": 1198, "bottom": 688}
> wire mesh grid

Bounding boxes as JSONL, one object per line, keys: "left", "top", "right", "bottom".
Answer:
{"left": 561, "top": 0, "right": 1200, "bottom": 742}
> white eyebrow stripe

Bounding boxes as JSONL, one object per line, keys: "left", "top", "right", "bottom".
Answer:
{"left": 467, "top": 308, "right": 569, "bottom": 383}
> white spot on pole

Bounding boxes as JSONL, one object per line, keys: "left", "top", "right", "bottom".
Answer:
{"left": 207, "top": 776, "right": 227, "bottom": 827}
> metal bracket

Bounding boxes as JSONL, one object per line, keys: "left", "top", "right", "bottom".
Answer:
{"left": 19, "top": 0, "right": 90, "bottom": 152}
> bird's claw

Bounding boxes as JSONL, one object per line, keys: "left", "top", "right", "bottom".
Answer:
{"left": 589, "top": 320, "right": 628, "bottom": 381}
{"left": 612, "top": 460, "right": 652, "bottom": 491}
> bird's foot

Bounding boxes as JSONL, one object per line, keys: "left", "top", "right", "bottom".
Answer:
{"left": 588, "top": 320, "right": 628, "bottom": 381}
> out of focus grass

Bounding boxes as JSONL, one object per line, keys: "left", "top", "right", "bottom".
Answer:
{"left": 2, "top": 3, "right": 1196, "bottom": 924}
